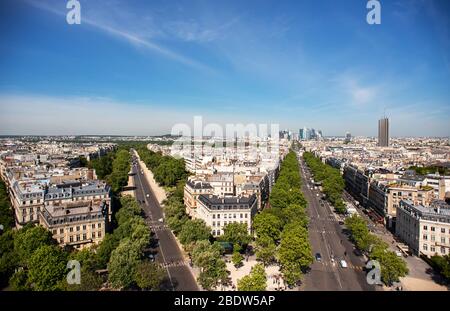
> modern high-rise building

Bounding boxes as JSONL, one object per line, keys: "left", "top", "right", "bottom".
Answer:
{"left": 378, "top": 117, "right": 389, "bottom": 147}
{"left": 299, "top": 128, "right": 304, "bottom": 140}
{"left": 345, "top": 132, "right": 352, "bottom": 143}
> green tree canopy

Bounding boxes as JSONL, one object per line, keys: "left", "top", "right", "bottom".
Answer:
{"left": 107, "top": 239, "right": 141, "bottom": 289}
{"left": 14, "top": 224, "right": 55, "bottom": 266}
{"left": 237, "top": 263, "right": 267, "bottom": 291}
{"left": 178, "top": 219, "right": 211, "bottom": 246}
{"left": 27, "top": 245, "right": 68, "bottom": 291}
{"left": 134, "top": 261, "right": 166, "bottom": 291}
{"left": 221, "top": 222, "right": 252, "bottom": 251}
{"left": 277, "top": 225, "right": 313, "bottom": 286}
{"left": 253, "top": 211, "right": 283, "bottom": 242}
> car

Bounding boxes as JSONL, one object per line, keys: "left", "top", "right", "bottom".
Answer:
{"left": 340, "top": 260, "right": 348, "bottom": 268}
{"left": 158, "top": 218, "right": 164, "bottom": 222}
{"left": 315, "top": 253, "right": 322, "bottom": 262}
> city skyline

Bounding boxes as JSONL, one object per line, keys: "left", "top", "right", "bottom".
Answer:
{"left": 0, "top": 0, "right": 449, "bottom": 137}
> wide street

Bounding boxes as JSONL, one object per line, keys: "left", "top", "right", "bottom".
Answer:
{"left": 297, "top": 152, "right": 376, "bottom": 291}
{"left": 130, "top": 150, "right": 199, "bottom": 291}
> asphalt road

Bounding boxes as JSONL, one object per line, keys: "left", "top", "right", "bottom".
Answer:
{"left": 297, "top": 153, "right": 376, "bottom": 291}
{"left": 130, "top": 151, "right": 199, "bottom": 291}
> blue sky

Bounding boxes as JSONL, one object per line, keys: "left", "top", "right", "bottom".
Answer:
{"left": 0, "top": 0, "right": 449, "bottom": 136}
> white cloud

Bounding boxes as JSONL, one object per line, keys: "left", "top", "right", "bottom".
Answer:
{"left": 26, "top": 0, "right": 213, "bottom": 73}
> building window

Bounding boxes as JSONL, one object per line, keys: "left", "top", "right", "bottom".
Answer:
{"left": 212, "top": 214, "right": 216, "bottom": 219}
{"left": 431, "top": 246, "right": 436, "bottom": 252}
{"left": 217, "top": 214, "right": 220, "bottom": 219}
{"left": 83, "top": 234, "right": 87, "bottom": 240}
{"left": 60, "top": 229, "right": 64, "bottom": 234}
{"left": 423, "top": 234, "right": 428, "bottom": 240}
{"left": 245, "top": 214, "right": 248, "bottom": 218}
{"left": 441, "top": 237, "right": 446, "bottom": 244}
{"left": 92, "top": 224, "right": 95, "bottom": 229}
{"left": 441, "top": 228, "right": 446, "bottom": 234}
{"left": 431, "top": 227, "right": 435, "bottom": 232}
{"left": 83, "top": 225, "right": 86, "bottom": 230}
{"left": 423, "top": 244, "right": 428, "bottom": 251}
{"left": 76, "top": 226, "right": 80, "bottom": 231}
{"left": 98, "top": 232, "right": 102, "bottom": 238}
{"left": 69, "top": 236, "right": 73, "bottom": 242}
{"left": 441, "top": 247, "right": 446, "bottom": 255}
{"left": 98, "top": 223, "right": 101, "bottom": 228}
{"left": 76, "top": 235, "right": 80, "bottom": 241}
{"left": 423, "top": 225, "right": 428, "bottom": 230}
{"left": 217, "top": 221, "right": 220, "bottom": 226}
{"left": 212, "top": 221, "right": 216, "bottom": 227}
{"left": 431, "top": 235, "right": 435, "bottom": 242}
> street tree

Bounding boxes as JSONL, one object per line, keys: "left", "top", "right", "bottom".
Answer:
{"left": 27, "top": 245, "right": 68, "bottom": 291}
{"left": 14, "top": 224, "right": 55, "bottom": 266}
{"left": 253, "top": 212, "right": 283, "bottom": 242}
{"left": 134, "top": 261, "right": 166, "bottom": 291}
{"left": 178, "top": 219, "right": 211, "bottom": 246}
{"left": 277, "top": 225, "right": 313, "bottom": 286}
{"left": 108, "top": 239, "right": 141, "bottom": 289}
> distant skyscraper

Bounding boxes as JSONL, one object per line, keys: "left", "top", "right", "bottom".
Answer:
{"left": 345, "top": 132, "right": 351, "bottom": 143}
{"left": 299, "top": 128, "right": 304, "bottom": 140}
{"left": 378, "top": 117, "right": 389, "bottom": 147}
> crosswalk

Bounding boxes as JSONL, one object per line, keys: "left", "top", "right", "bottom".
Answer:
{"left": 314, "top": 261, "right": 365, "bottom": 271}
{"left": 310, "top": 229, "right": 338, "bottom": 234}
{"left": 161, "top": 260, "right": 189, "bottom": 268}
{"left": 149, "top": 224, "right": 170, "bottom": 231}
{"left": 309, "top": 216, "right": 341, "bottom": 223}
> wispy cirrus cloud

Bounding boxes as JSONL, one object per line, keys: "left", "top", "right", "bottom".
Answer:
{"left": 25, "top": 0, "right": 214, "bottom": 73}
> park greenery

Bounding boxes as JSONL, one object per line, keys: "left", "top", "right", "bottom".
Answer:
{"left": 253, "top": 151, "right": 312, "bottom": 286}
{"left": 303, "top": 152, "right": 347, "bottom": 214}
{"left": 429, "top": 254, "right": 450, "bottom": 282}
{"left": 191, "top": 240, "right": 229, "bottom": 290}
{"left": 0, "top": 180, "right": 15, "bottom": 231}
{"left": 89, "top": 148, "right": 131, "bottom": 194}
{"left": 237, "top": 263, "right": 267, "bottom": 291}
{"left": 136, "top": 145, "right": 187, "bottom": 187}
{"left": 220, "top": 222, "right": 252, "bottom": 252}
{"left": 345, "top": 214, "right": 409, "bottom": 285}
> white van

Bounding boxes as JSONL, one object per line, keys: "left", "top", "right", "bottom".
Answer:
{"left": 340, "top": 260, "right": 348, "bottom": 268}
